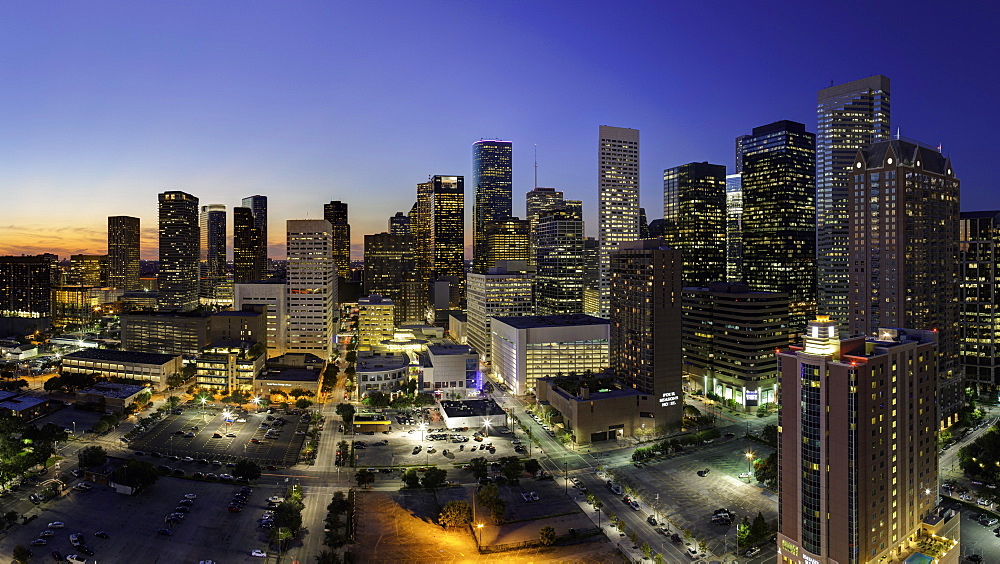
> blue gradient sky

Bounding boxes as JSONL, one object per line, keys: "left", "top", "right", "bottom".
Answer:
{"left": 1, "top": 1, "right": 996, "bottom": 259}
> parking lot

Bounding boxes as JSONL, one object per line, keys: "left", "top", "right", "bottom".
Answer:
{"left": 130, "top": 407, "right": 309, "bottom": 467}
{"left": 0, "top": 474, "right": 292, "bottom": 562}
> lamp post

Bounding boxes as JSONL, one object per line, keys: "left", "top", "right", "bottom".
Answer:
{"left": 745, "top": 450, "right": 754, "bottom": 480}
{"left": 476, "top": 522, "right": 483, "bottom": 548}
{"left": 565, "top": 461, "right": 569, "bottom": 496}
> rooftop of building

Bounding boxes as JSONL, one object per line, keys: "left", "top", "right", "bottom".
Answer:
{"left": 427, "top": 344, "right": 475, "bottom": 356}
{"left": 491, "top": 314, "right": 609, "bottom": 330}
{"left": 861, "top": 139, "right": 950, "bottom": 174}
{"left": 266, "top": 353, "right": 325, "bottom": 368}
{"left": 257, "top": 368, "right": 319, "bottom": 382}
{"left": 448, "top": 312, "right": 468, "bottom": 323}
{"left": 0, "top": 395, "right": 48, "bottom": 410}
{"left": 63, "top": 349, "right": 179, "bottom": 365}
{"left": 211, "top": 310, "right": 262, "bottom": 317}
{"left": 356, "top": 351, "right": 408, "bottom": 372}
{"left": 0, "top": 391, "right": 19, "bottom": 403}
{"left": 359, "top": 294, "right": 393, "bottom": 305}
{"left": 440, "top": 399, "right": 506, "bottom": 418}
{"left": 537, "top": 375, "right": 642, "bottom": 402}
{"left": 77, "top": 382, "right": 148, "bottom": 398}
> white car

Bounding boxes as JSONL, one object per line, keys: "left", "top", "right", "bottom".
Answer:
{"left": 251, "top": 549, "right": 267, "bottom": 557}
{"left": 530, "top": 491, "right": 539, "bottom": 501}
{"left": 48, "top": 521, "right": 65, "bottom": 528}
{"left": 739, "top": 472, "right": 753, "bottom": 479}
{"left": 184, "top": 493, "right": 198, "bottom": 499}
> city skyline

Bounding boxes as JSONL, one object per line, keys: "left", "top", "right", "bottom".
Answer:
{"left": 1, "top": 3, "right": 997, "bottom": 260}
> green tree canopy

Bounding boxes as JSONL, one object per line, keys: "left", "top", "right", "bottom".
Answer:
{"left": 421, "top": 467, "right": 447, "bottom": 489}
{"left": 233, "top": 459, "right": 262, "bottom": 481}
{"left": 355, "top": 469, "right": 375, "bottom": 489}
{"left": 523, "top": 459, "right": 541, "bottom": 476}
{"left": 78, "top": 445, "right": 108, "bottom": 468}
{"left": 468, "top": 457, "right": 489, "bottom": 479}
{"left": 438, "top": 500, "right": 472, "bottom": 528}
{"left": 539, "top": 525, "right": 556, "bottom": 546}
{"left": 295, "top": 398, "right": 314, "bottom": 410}
{"left": 335, "top": 403, "right": 356, "bottom": 425}
{"left": 401, "top": 468, "right": 420, "bottom": 488}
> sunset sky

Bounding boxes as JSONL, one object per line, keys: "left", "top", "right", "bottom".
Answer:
{"left": 1, "top": 1, "right": 997, "bottom": 260}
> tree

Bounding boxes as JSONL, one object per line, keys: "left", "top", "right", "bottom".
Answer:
{"left": 3, "top": 510, "right": 17, "bottom": 527}
{"left": 754, "top": 451, "right": 778, "bottom": 490}
{"left": 405, "top": 378, "right": 417, "bottom": 396}
{"left": 166, "top": 372, "right": 185, "bottom": 388}
{"left": 760, "top": 424, "right": 778, "bottom": 447}
{"left": 335, "top": 403, "right": 356, "bottom": 425}
{"left": 288, "top": 388, "right": 308, "bottom": 400}
{"left": 43, "top": 375, "right": 63, "bottom": 392}
{"left": 78, "top": 445, "right": 108, "bottom": 468}
{"left": 355, "top": 469, "right": 375, "bottom": 489}
{"left": 438, "top": 500, "right": 472, "bottom": 528}
{"left": 524, "top": 458, "right": 541, "bottom": 476}
{"left": 468, "top": 457, "right": 489, "bottom": 479}
{"left": 109, "top": 459, "right": 159, "bottom": 492}
{"left": 500, "top": 457, "right": 523, "bottom": 483}
{"left": 421, "top": 467, "right": 447, "bottom": 489}
{"left": 274, "top": 500, "right": 304, "bottom": 532}
{"left": 233, "top": 459, "right": 262, "bottom": 481}
{"left": 401, "top": 468, "right": 421, "bottom": 488}
{"left": 12, "top": 545, "right": 30, "bottom": 564}
{"left": 135, "top": 390, "right": 152, "bottom": 406}
{"left": 749, "top": 510, "right": 769, "bottom": 543}
{"left": 295, "top": 398, "right": 314, "bottom": 410}
{"left": 737, "top": 516, "right": 751, "bottom": 548}
{"left": 538, "top": 525, "right": 556, "bottom": 546}
{"left": 476, "top": 483, "right": 506, "bottom": 524}
{"left": 345, "top": 350, "right": 357, "bottom": 363}
{"left": 413, "top": 392, "right": 436, "bottom": 406}
{"left": 364, "top": 391, "right": 390, "bottom": 408}
{"left": 166, "top": 395, "right": 182, "bottom": 409}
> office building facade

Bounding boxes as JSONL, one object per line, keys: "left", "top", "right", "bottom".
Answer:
{"left": 357, "top": 294, "right": 395, "bottom": 349}
{"left": 482, "top": 218, "right": 530, "bottom": 268}
{"left": 535, "top": 206, "right": 585, "bottom": 315}
{"left": 598, "top": 125, "right": 640, "bottom": 318}
{"left": 234, "top": 206, "right": 264, "bottom": 284}
{"left": 817, "top": 76, "right": 891, "bottom": 328}
{"left": 960, "top": 210, "right": 1000, "bottom": 391}
{"left": 234, "top": 280, "right": 287, "bottom": 358}
{"left": 416, "top": 175, "right": 465, "bottom": 306}
{"left": 725, "top": 173, "right": 743, "bottom": 282}
{"left": 108, "top": 215, "right": 140, "bottom": 291}
{"left": 849, "top": 139, "right": 961, "bottom": 427}
{"left": 740, "top": 121, "right": 816, "bottom": 337}
{"left": 68, "top": 255, "right": 108, "bottom": 287}
{"left": 363, "top": 232, "right": 421, "bottom": 326}
{"left": 388, "top": 211, "right": 410, "bottom": 236}
{"left": 286, "top": 219, "right": 336, "bottom": 359}
{"left": 466, "top": 262, "right": 534, "bottom": 365}
{"left": 0, "top": 254, "right": 58, "bottom": 317}
{"left": 662, "top": 161, "right": 727, "bottom": 287}
{"left": 323, "top": 200, "right": 351, "bottom": 278}
{"left": 241, "top": 195, "right": 269, "bottom": 279}
{"left": 200, "top": 204, "right": 227, "bottom": 303}
{"left": 472, "top": 140, "right": 513, "bottom": 274}
{"left": 157, "top": 191, "right": 200, "bottom": 312}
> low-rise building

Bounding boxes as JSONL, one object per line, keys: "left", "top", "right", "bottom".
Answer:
{"left": 121, "top": 311, "right": 212, "bottom": 355}
{"left": 356, "top": 351, "right": 410, "bottom": 396}
{"left": 534, "top": 376, "right": 660, "bottom": 444}
{"left": 76, "top": 382, "right": 148, "bottom": 413}
{"left": 422, "top": 344, "right": 478, "bottom": 399}
{"left": 491, "top": 314, "right": 609, "bottom": 396}
{"left": 0, "top": 394, "right": 52, "bottom": 420}
{"left": 61, "top": 349, "right": 183, "bottom": 391}
{"left": 439, "top": 398, "right": 506, "bottom": 430}
{"left": 448, "top": 312, "right": 468, "bottom": 344}
{"left": 195, "top": 340, "right": 265, "bottom": 393}
{"left": 254, "top": 353, "right": 325, "bottom": 400}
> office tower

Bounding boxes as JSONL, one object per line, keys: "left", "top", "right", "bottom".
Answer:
{"left": 817, "top": 76, "right": 891, "bottom": 327}
{"left": 0, "top": 254, "right": 58, "bottom": 317}
{"left": 598, "top": 125, "right": 640, "bottom": 318}
{"left": 52, "top": 286, "right": 99, "bottom": 327}
{"left": 638, "top": 207, "right": 649, "bottom": 239}
{"left": 69, "top": 255, "right": 108, "bottom": 287}
{"left": 725, "top": 173, "right": 743, "bottom": 282}
{"left": 960, "top": 211, "right": 1000, "bottom": 391}
{"left": 682, "top": 283, "right": 787, "bottom": 409}
{"left": 734, "top": 134, "right": 750, "bottom": 174}
{"left": 389, "top": 212, "right": 410, "bottom": 236}
{"left": 158, "top": 191, "right": 200, "bottom": 312}
{"left": 472, "top": 140, "right": 513, "bottom": 274}
{"left": 241, "top": 195, "right": 268, "bottom": 276}
{"left": 482, "top": 218, "right": 530, "bottom": 268}
{"left": 234, "top": 280, "right": 287, "bottom": 357}
{"left": 200, "top": 204, "right": 227, "bottom": 302}
{"left": 108, "top": 216, "right": 140, "bottom": 291}
{"left": 357, "top": 295, "right": 395, "bottom": 349}
{"left": 740, "top": 121, "right": 816, "bottom": 337}
{"left": 527, "top": 187, "right": 567, "bottom": 267}
{"left": 363, "top": 232, "right": 420, "bottom": 326}
{"left": 776, "top": 318, "right": 955, "bottom": 563}
{"left": 466, "top": 262, "right": 534, "bottom": 364}
{"left": 647, "top": 218, "right": 665, "bottom": 238}
{"left": 609, "top": 239, "right": 683, "bottom": 426}
{"left": 323, "top": 201, "right": 351, "bottom": 278}
{"left": 849, "top": 139, "right": 961, "bottom": 426}
{"left": 122, "top": 311, "right": 212, "bottom": 355}
{"left": 662, "top": 161, "right": 727, "bottom": 286}
{"left": 535, "top": 206, "right": 585, "bottom": 315}
{"left": 414, "top": 175, "right": 465, "bottom": 306}
{"left": 582, "top": 237, "right": 600, "bottom": 316}
{"left": 234, "top": 207, "right": 264, "bottom": 284}
{"left": 286, "top": 220, "right": 336, "bottom": 358}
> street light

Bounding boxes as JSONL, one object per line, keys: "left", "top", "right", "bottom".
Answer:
{"left": 476, "top": 522, "right": 484, "bottom": 548}
{"left": 745, "top": 450, "right": 754, "bottom": 480}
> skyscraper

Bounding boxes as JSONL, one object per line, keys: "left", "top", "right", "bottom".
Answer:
{"left": 69, "top": 254, "right": 108, "bottom": 287}
{"left": 241, "top": 195, "right": 268, "bottom": 275}
{"left": 849, "top": 138, "right": 961, "bottom": 426}
{"left": 158, "top": 191, "right": 200, "bottom": 312}
{"left": 200, "top": 204, "right": 227, "bottom": 302}
{"left": 234, "top": 207, "right": 264, "bottom": 284}
{"left": 777, "top": 318, "right": 953, "bottom": 563}
{"left": 472, "top": 140, "right": 513, "bottom": 274}
{"left": 286, "top": 219, "right": 336, "bottom": 358}
{"left": 0, "top": 254, "right": 58, "bottom": 317}
{"left": 108, "top": 216, "right": 140, "bottom": 291}
{"left": 662, "top": 161, "right": 727, "bottom": 287}
{"left": 388, "top": 212, "right": 410, "bottom": 236}
{"left": 526, "top": 187, "right": 566, "bottom": 267}
{"left": 740, "top": 120, "right": 816, "bottom": 337}
{"left": 598, "top": 125, "right": 640, "bottom": 318}
{"left": 323, "top": 200, "right": 351, "bottom": 278}
{"left": 412, "top": 176, "right": 465, "bottom": 307}
{"left": 609, "top": 239, "right": 683, "bottom": 427}
{"left": 725, "top": 173, "right": 743, "bottom": 282}
{"left": 960, "top": 210, "right": 1000, "bottom": 391}
{"left": 466, "top": 262, "right": 534, "bottom": 364}
{"left": 817, "top": 75, "right": 891, "bottom": 327}
{"left": 482, "top": 218, "right": 530, "bottom": 268}
{"left": 363, "top": 232, "right": 419, "bottom": 326}
{"left": 535, "top": 206, "right": 585, "bottom": 315}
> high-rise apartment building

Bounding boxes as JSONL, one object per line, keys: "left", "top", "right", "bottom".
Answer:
{"left": 69, "top": 255, "right": 108, "bottom": 287}
{"left": 0, "top": 254, "right": 58, "bottom": 317}
{"left": 323, "top": 201, "right": 351, "bottom": 278}
{"left": 662, "top": 161, "right": 727, "bottom": 287}
{"left": 817, "top": 76, "right": 891, "bottom": 327}
{"left": 482, "top": 218, "right": 530, "bottom": 268}
{"left": 598, "top": 126, "right": 640, "bottom": 318}
{"left": 609, "top": 239, "right": 683, "bottom": 426}
{"left": 849, "top": 139, "right": 961, "bottom": 426}
{"left": 535, "top": 206, "right": 585, "bottom": 315}
{"left": 357, "top": 294, "right": 395, "bottom": 349}
{"left": 466, "top": 261, "right": 535, "bottom": 364}
{"left": 389, "top": 212, "right": 410, "bottom": 236}
{"left": 682, "top": 283, "right": 787, "bottom": 409}
{"left": 363, "top": 232, "right": 420, "bottom": 326}
{"left": 960, "top": 210, "right": 1000, "bottom": 391}
{"left": 725, "top": 173, "right": 743, "bottom": 282}
{"left": 776, "top": 318, "right": 955, "bottom": 563}
{"left": 740, "top": 120, "right": 816, "bottom": 337}
{"left": 108, "top": 216, "right": 140, "bottom": 291}
{"left": 200, "top": 204, "right": 227, "bottom": 302}
{"left": 472, "top": 140, "right": 513, "bottom": 274}
{"left": 286, "top": 220, "right": 336, "bottom": 359}
{"left": 158, "top": 191, "right": 200, "bottom": 312}
{"left": 234, "top": 207, "right": 264, "bottom": 284}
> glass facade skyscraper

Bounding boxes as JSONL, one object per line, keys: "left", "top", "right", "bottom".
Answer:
{"left": 234, "top": 206, "right": 264, "bottom": 284}
{"left": 158, "top": 191, "right": 200, "bottom": 312}
{"left": 472, "top": 140, "right": 513, "bottom": 274}
{"left": 740, "top": 121, "right": 816, "bottom": 338}
{"left": 323, "top": 200, "right": 351, "bottom": 278}
{"left": 241, "top": 195, "right": 268, "bottom": 277}
{"left": 598, "top": 125, "right": 640, "bottom": 318}
{"left": 535, "top": 205, "right": 585, "bottom": 315}
{"left": 200, "top": 204, "right": 227, "bottom": 302}
{"left": 960, "top": 210, "right": 1000, "bottom": 392}
{"left": 725, "top": 173, "right": 743, "bottom": 282}
{"left": 108, "top": 215, "right": 140, "bottom": 291}
{"left": 662, "top": 161, "right": 727, "bottom": 287}
{"left": 816, "top": 76, "right": 890, "bottom": 328}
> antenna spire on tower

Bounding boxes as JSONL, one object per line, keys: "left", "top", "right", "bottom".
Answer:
{"left": 534, "top": 144, "right": 538, "bottom": 189}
